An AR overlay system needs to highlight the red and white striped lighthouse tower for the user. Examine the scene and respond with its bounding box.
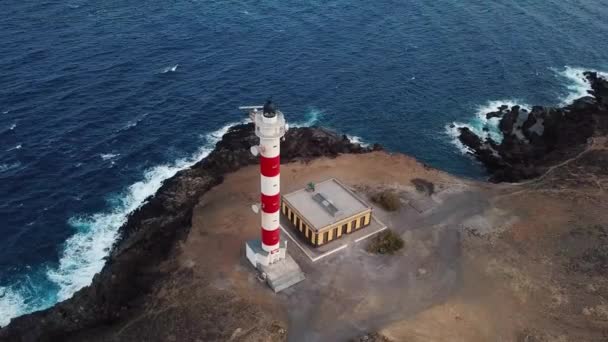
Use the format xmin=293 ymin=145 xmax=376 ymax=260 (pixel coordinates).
xmin=258 ymin=100 xmax=284 ymax=255
xmin=243 ymin=100 xmax=288 ymax=266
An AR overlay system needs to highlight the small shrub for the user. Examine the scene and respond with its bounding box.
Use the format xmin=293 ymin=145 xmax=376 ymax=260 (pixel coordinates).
xmin=366 ymin=230 xmax=404 ymax=255
xmin=411 ymin=178 xmax=435 ymax=195
xmin=371 ymin=190 xmax=401 ymax=211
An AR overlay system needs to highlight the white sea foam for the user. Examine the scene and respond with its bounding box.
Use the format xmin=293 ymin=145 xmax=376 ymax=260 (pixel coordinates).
xmin=446 ymin=100 xmax=530 ymax=155
xmin=347 ymin=135 xmax=370 ymax=147
xmin=0 ymin=287 xmax=26 ymax=326
xmin=291 ymin=108 xmax=323 ymax=128
xmin=555 ymin=66 xmax=608 ymax=106
xmin=445 ymin=122 xmax=472 ymax=155
xmin=161 ymin=64 xmax=179 ymax=73
xmin=100 ymin=153 xmax=119 ymax=161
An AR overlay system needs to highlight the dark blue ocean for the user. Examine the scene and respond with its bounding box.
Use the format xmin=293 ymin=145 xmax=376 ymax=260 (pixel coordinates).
xmin=1 ymin=0 xmax=608 ymax=324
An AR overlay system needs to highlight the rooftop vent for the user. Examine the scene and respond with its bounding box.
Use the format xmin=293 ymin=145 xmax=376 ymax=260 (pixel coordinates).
xmin=312 ymin=192 xmax=341 ymax=217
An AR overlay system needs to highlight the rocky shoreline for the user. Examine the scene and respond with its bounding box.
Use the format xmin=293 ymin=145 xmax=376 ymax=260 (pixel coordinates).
xmin=0 ymin=124 xmax=381 ymax=342
xmin=3 ymin=73 xmax=607 ymax=341
xmin=457 ymin=71 xmax=608 ymax=182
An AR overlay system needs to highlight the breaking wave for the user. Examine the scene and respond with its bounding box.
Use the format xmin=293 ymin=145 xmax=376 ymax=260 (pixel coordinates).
xmin=0 ymin=118 xmax=248 ymax=326
xmin=554 ymin=66 xmax=608 ymax=106
xmin=446 ymin=100 xmax=530 ymax=154
xmin=0 ymin=287 xmax=26 ymax=327
xmin=347 ymin=135 xmax=370 ymax=147
xmin=446 ymin=66 xmax=608 ymax=154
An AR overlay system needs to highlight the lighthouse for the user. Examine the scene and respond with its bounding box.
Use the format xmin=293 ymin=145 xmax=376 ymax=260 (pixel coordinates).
xmin=241 ymin=100 xmax=304 ymax=292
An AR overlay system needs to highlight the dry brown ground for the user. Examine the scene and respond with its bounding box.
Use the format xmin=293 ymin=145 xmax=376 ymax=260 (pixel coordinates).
xmin=380 ymin=142 xmax=608 ymax=342
xmin=78 ymin=150 xmax=608 ymax=341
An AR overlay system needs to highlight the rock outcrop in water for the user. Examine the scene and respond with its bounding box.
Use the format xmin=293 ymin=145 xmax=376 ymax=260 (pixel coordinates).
xmin=458 ymin=72 xmax=608 ymax=182
xmin=0 ymin=124 xmax=381 ymax=342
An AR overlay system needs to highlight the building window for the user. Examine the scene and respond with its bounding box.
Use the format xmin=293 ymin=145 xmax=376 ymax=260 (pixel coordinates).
xmin=359 ymin=216 xmax=365 ymax=227
xmin=341 ymin=223 xmax=347 ymax=235
xmin=333 ymin=227 xmax=338 ymax=239
xmin=323 ymin=231 xmax=329 ymax=244
xmin=352 ymin=219 xmax=357 ymax=230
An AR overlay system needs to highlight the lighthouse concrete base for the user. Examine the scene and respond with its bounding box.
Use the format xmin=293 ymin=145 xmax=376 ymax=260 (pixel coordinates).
xmin=245 ymin=239 xmax=287 ymax=267
xmin=245 ymin=239 xmax=305 ymax=293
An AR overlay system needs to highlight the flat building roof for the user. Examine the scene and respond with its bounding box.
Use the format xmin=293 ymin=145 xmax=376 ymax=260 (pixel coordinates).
xmin=282 ymin=178 xmax=371 ymax=231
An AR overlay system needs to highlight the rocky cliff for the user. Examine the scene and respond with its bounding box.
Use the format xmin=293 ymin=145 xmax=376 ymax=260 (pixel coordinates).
xmin=0 ymin=124 xmax=381 ymax=342
xmin=457 ymin=71 xmax=608 ymax=182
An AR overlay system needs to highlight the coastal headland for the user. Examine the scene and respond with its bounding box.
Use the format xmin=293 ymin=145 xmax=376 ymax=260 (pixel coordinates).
xmin=2 ymin=73 xmax=608 ymax=341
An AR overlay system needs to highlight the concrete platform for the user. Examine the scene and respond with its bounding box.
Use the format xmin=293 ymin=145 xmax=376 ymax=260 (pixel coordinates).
xmin=280 ymin=213 xmax=387 ymax=263
xmin=259 ymin=253 xmax=305 ymax=293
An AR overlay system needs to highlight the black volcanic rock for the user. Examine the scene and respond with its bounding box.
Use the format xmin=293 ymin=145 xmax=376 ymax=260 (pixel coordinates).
xmin=486 ymin=105 xmax=510 ymax=120
xmin=0 ymin=125 xmax=380 ymax=342
xmin=458 ymin=127 xmax=482 ymax=150
xmin=585 ymin=71 xmax=608 ymax=107
xmin=498 ymin=105 xmax=520 ymax=136
xmin=458 ymin=72 xmax=608 ymax=182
